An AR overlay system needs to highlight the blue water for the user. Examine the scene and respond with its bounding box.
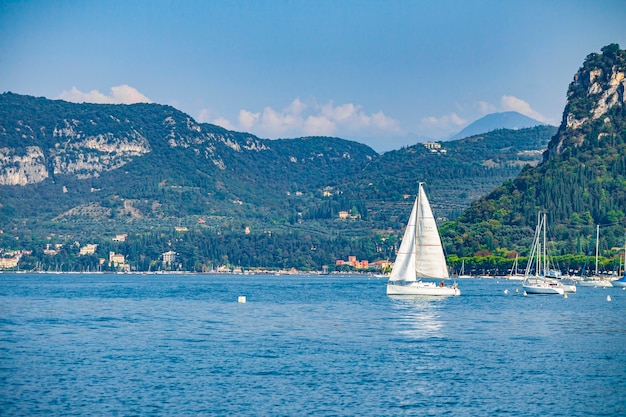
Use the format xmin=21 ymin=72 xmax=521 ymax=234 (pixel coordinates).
xmin=1 ymin=274 xmax=625 ymax=416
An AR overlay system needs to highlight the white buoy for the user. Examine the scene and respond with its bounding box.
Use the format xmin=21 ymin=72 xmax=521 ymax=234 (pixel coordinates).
xmin=523 ymin=291 xmax=527 ymax=296
xmin=515 ymin=288 xmax=519 ymax=293
xmin=504 ymin=289 xmax=509 ymax=294
xmin=564 ymin=294 xmax=568 ymax=299
xmin=238 ymin=296 xmax=247 ymax=303
xmin=606 ymin=295 xmax=612 ymax=302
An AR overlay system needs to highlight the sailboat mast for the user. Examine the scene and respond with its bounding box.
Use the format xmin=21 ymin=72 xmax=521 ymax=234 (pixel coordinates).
xmin=595 ymin=224 xmax=600 ymax=276
xmin=622 ymin=233 xmax=626 ymax=277
xmin=541 ymin=213 xmax=548 ymax=275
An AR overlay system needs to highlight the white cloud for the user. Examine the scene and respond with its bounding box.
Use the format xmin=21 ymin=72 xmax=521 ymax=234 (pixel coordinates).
xmin=477 ymin=100 xmax=496 ymax=115
xmin=238 ymin=110 xmax=260 ymax=130
xmin=421 ymin=112 xmax=467 ymax=129
xmin=57 ymin=85 xmax=152 ymax=104
xmin=304 ymin=115 xmax=336 ymax=136
xmin=419 ymin=112 xmax=468 ymax=139
xmin=501 ymin=95 xmax=547 ymax=122
xmin=211 ymin=98 xmax=401 ymax=139
xmin=212 ymin=116 xmax=236 ymax=131
xmin=197 ymin=108 xmax=212 ymax=123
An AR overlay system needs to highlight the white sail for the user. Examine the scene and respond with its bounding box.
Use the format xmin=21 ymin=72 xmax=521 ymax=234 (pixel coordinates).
xmin=389 ymin=195 xmax=418 ymax=282
xmin=414 ymin=184 xmax=449 ymax=279
xmin=387 ymin=183 xmax=459 ymax=296
xmin=389 ymin=183 xmax=449 ymax=282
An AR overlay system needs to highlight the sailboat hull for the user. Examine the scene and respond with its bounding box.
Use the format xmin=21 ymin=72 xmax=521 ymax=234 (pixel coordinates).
xmin=612 ymin=278 xmax=626 ymax=287
xmin=386 ymin=281 xmax=460 ymax=296
xmin=560 ymin=283 xmax=577 ymax=293
xmin=578 ymin=278 xmax=613 ymax=287
xmin=522 ymin=277 xmax=565 ymax=295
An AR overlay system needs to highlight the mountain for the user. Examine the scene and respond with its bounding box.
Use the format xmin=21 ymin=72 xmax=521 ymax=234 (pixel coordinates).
xmin=448 ymin=111 xmax=547 ymax=141
xmin=339 ymin=125 xmax=555 ymax=220
xmin=442 ymin=44 xmax=626 ymax=260
xmin=0 ymin=92 xmax=555 ymax=271
xmin=0 ymin=92 xmax=377 ymax=226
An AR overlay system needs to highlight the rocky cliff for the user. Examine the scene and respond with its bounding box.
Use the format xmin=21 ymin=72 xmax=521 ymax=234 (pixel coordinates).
xmin=548 ymin=43 xmax=626 ymax=158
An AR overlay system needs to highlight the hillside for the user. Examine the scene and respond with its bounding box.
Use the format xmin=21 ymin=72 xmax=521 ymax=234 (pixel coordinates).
xmin=339 ymin=126 xmax=555 ymax=221
xmin=449 ymin=111 xmax=546 ymax=141
xmin=0 ymin=92 xmax=555 ymax=271
xmin=0 ymin=93 xmax=376 ymax=230
xmin=442 ymin=44 xmax=626 ymax=261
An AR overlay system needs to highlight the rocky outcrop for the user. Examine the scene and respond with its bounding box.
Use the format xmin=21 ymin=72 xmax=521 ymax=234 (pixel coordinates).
xmin=0 ymin=146 xmax=48 ymax=185
xmin=549 ymin=44 xmax=626 ymax=158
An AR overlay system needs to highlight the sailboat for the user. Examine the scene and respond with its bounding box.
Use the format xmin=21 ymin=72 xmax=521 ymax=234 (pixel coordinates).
xmin=386 ymin=183 xmax=460 ymax=296
xmin=457 ymin=260 xmax=473 ymax=279
xmin=522 ymin=213 xmax=566 ymax=295
xmin=612 ymin=234 xmax=626 ymax=288
xmin=579 ymin=225 xmax=613 ymax=287
xmin=506 ymin=254 xmax=524 ymax=280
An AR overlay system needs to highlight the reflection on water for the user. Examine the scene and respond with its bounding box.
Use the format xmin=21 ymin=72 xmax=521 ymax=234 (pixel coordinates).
xmin=388 ymin=296 xmax=444 ymax=339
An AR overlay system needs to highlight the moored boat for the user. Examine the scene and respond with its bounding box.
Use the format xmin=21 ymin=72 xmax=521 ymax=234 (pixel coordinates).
xmin=522 ymin=213 xmax=567 ymax=295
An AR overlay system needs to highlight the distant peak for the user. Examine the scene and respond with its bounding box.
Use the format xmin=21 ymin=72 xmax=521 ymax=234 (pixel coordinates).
xmin=448 ymin=111 xmax=545 ymax=141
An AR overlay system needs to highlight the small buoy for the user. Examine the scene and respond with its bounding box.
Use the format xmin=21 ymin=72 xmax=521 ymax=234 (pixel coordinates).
xmin=238 ymin=296 xmax=247 ymax=303
xmin=504 ymin=289 xmax=509 ymax=294
xmin=515 ymin=288 xmax=519 ymax=293
xmin=564 ymin=294 xmax=568 ymax=299
xmin=523 ymin=291 xmax=527 ymax=296
xmin=606 ymin=295 xmax=612 ymax=302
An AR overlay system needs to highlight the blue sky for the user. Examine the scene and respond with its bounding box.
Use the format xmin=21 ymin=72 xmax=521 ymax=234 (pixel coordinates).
xmin=1 ymin=0 xmax=625 ymax=152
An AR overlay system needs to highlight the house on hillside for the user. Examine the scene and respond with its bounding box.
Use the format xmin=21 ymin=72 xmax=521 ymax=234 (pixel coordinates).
xmin=79 ymin=244 xmax=98 ymax=255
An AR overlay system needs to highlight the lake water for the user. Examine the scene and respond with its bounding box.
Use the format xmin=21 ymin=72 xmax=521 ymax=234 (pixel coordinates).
xmin=1 ymin=273 xmax=625 ymax=416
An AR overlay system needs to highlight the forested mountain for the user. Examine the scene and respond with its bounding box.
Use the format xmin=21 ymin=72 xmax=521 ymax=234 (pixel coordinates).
xmin=0 ymin=93 xmax=376 ymax=230
xmin=0 ymin=89 xmax=553 ymax=271
xmin=442 ymin=44 xmax=626 ymax=263
xmin=341 ymin=125 xmax=555 ymax=220
xmin=6 ymin=41 xmax=624 ymax=274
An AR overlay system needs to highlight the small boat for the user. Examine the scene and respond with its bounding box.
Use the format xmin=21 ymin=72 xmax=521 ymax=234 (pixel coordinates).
xmin=612 ymin=236 xmax=626 ymax=288
xmin=523 ymin=276 xmax=565 ymax=295
xmin=386 ymin=183 xmax=460 ymax=296
xmin=612 ymin=276 xmax=626 ymax=288
xmin=545 ymin=269 xmax=577 ymax=293
xmin=457 ymin=260 xmax=473 ymax=279
xmin=506 ymin=254 xmax=524 ymax=281
xmin=522 ymin=213 xmax=565 ymax=295
xmin=579 ymin=226 xmax=612 ymax=287
xmin=557 ymin=277 xmax=578 ymax=293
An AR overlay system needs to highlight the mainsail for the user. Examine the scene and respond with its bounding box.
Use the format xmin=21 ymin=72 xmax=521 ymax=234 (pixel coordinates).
xmin=389 ymin=183 xmax=449 ymax=282
xmin=389 ymin=192 xmax=418 ymax=282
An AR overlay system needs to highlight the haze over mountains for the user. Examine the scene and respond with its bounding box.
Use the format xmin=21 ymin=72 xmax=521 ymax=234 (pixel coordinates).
xmin=0 ymin=44 xmax=624 ymax=272
xmin=448 ymin=111 xmax=548 ymax=141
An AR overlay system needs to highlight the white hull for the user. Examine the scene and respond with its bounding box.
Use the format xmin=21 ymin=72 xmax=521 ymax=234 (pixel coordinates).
xmin=523 ymin=285 xmax=564 ymax=295
xmin=522 ymin=277 xmax=565 ymax=295
xmin=506 ymin=274 xmax=525 ymax=281
xmin=578 ymin=279 xmax=613 ymax=287
xmin=560 ymin=283 xmax=577 ymax=293
xmin=387 ymin=281 xmax=460 ymax=296
xmin=612 ymin=278 xmax=626 ymax=287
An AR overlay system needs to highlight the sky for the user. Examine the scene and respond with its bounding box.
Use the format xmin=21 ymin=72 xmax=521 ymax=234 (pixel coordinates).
xmin=1 ymin=0 xmax=625 ymax=152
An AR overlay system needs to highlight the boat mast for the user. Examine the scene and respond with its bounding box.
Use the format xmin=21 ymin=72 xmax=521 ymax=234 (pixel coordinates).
xmin=595 ymin=224 xmax=600 ymax=276
xmin=541 ymin=213 xmax=548 ymax=276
